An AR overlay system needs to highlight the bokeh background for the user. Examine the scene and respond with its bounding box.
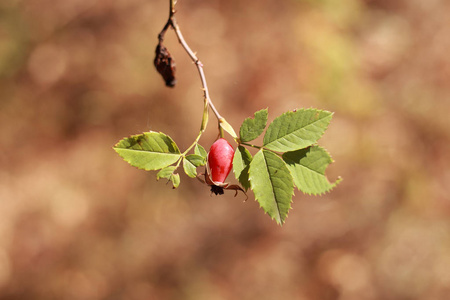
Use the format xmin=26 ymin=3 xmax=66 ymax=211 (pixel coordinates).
xmin=1 ymin=0 xmax=450 ymax=299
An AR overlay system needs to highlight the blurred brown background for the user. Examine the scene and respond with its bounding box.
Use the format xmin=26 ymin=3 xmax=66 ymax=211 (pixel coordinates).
xmin=1 ymin=0 xmax=450 ymax=299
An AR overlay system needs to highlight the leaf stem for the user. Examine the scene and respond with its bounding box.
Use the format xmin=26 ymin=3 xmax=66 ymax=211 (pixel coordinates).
xmin=182 ymin=130 xmax=203 ymax=156
xmin=171 ymin=129 xmax=203 ymax=176
xmin=241 ymin=142 xmax=263 ymax=150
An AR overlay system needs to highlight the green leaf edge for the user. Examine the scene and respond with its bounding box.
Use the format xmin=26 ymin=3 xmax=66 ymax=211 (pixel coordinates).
xmin=263 ymin=109 xmax=333 ymax=152
xmin=183 ymin=154 xmax=206 ymax=178
xmin=157 ymin=166 xmax=180 ymax=189
xmin=282 ymin=146 xmax=342 ymax=195
xmin=183 ymin=158 xmax=197 ymax=178
xmin=194 ymin=144 xmax=208 ymax=159
xmin=249 ymin=149 xmax=294 ymax=226
xmin=113 ymin=131 xmax=182 ymax=171
xmin=232 ymin=145 xmax=252 ymax=191
xmin=239 ymin=108 xmax=269 ymax=143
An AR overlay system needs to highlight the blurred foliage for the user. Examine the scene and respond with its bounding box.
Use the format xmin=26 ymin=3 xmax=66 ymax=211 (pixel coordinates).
xmin=1 ymin=0 xmax=450 ymax=299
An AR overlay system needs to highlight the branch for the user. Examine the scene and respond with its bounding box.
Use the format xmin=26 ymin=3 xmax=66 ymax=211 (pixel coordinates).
xmin=171 ymin=24 xmax=223 ymax=121
xmin=159 ymin=0 xmax=223 ymax=122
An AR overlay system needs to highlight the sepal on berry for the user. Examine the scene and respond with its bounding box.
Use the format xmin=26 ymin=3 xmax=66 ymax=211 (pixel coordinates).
xmin=197 ymin=163 xmax=246 ymax=198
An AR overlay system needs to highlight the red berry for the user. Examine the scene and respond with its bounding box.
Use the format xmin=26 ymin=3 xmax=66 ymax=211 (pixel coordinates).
xmin=208 ymin=138 xmax=234 ymax=183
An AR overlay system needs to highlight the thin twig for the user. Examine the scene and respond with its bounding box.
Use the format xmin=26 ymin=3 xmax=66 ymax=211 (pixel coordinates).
xmin=161 ymin=0 xmax=223 ymax=121
xmin=173 ymin=26 xmax=223 ymax=121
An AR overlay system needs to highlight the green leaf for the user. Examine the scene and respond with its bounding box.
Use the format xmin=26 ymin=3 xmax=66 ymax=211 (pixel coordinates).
xmin=114 ymin=131 xmax=181 ymax=170
xmin=157 ymin=166 xmax=180 ymax=189
xmin=183 ymin=158 xmax=197 ymax=178
xmin=232 ymin=146 xmax=252 ymax=191
xmin=249 ymin=149 xmax=294 ymax=225
xmin=263 ymin=109 xmax=333 ymax=152
xmin=171 ymin=173 xmax=180 ymax=188
xmin=183 ymin=154 xmax=205 ymax=178
xmin=282 ymin=146 xmax=341 ymax=195
xmin=186 ymin=154 xmax=206 ymax=167
xmin=239 ymin=108 xmax=268 ymax=142
xmin=157 ymin=166 xmax=177 ymax=180
xmin=194 ymin=144 xmax=208 ymax=159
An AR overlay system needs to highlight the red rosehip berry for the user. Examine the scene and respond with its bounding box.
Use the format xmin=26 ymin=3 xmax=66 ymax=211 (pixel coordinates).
xmin=208 ymin=138 xmax=234 ymax=184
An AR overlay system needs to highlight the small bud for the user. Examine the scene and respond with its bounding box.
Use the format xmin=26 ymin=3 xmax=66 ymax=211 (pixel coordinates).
xmin=154 ymin=43 xmax=176 ymax=87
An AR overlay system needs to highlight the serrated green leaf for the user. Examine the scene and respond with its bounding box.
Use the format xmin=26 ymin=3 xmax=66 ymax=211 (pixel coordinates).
xmin=183 ymin=158 xmax=197 ymax=178
xmin=239 ymin=108 xmax=268 ymax=142
xmin=114 ymin=131 xmax=181 ymax=170
xmin=249 ymin=150 xmax=294 ymax=225
xmin=232 ymin=146 xmax=252 ymax=191
xmin=282 ymin=146 xmax=341 ymax=195
xmin=194 ymin=144 xmax=207 ymax=159
xmin=183 ymin=154 xmax=205 ymax=178
xmin=186 ymin=154 xmax=206 ymax=167
xmin=157 ymin=166 xmax=180 ymax=189
xmin=171 ymin=173 xmax=180 ymax=188
xmin=263 ymin=109 xmax=332 ymax=152
xmin=157 ymin=166 xmax=177 ymax=180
